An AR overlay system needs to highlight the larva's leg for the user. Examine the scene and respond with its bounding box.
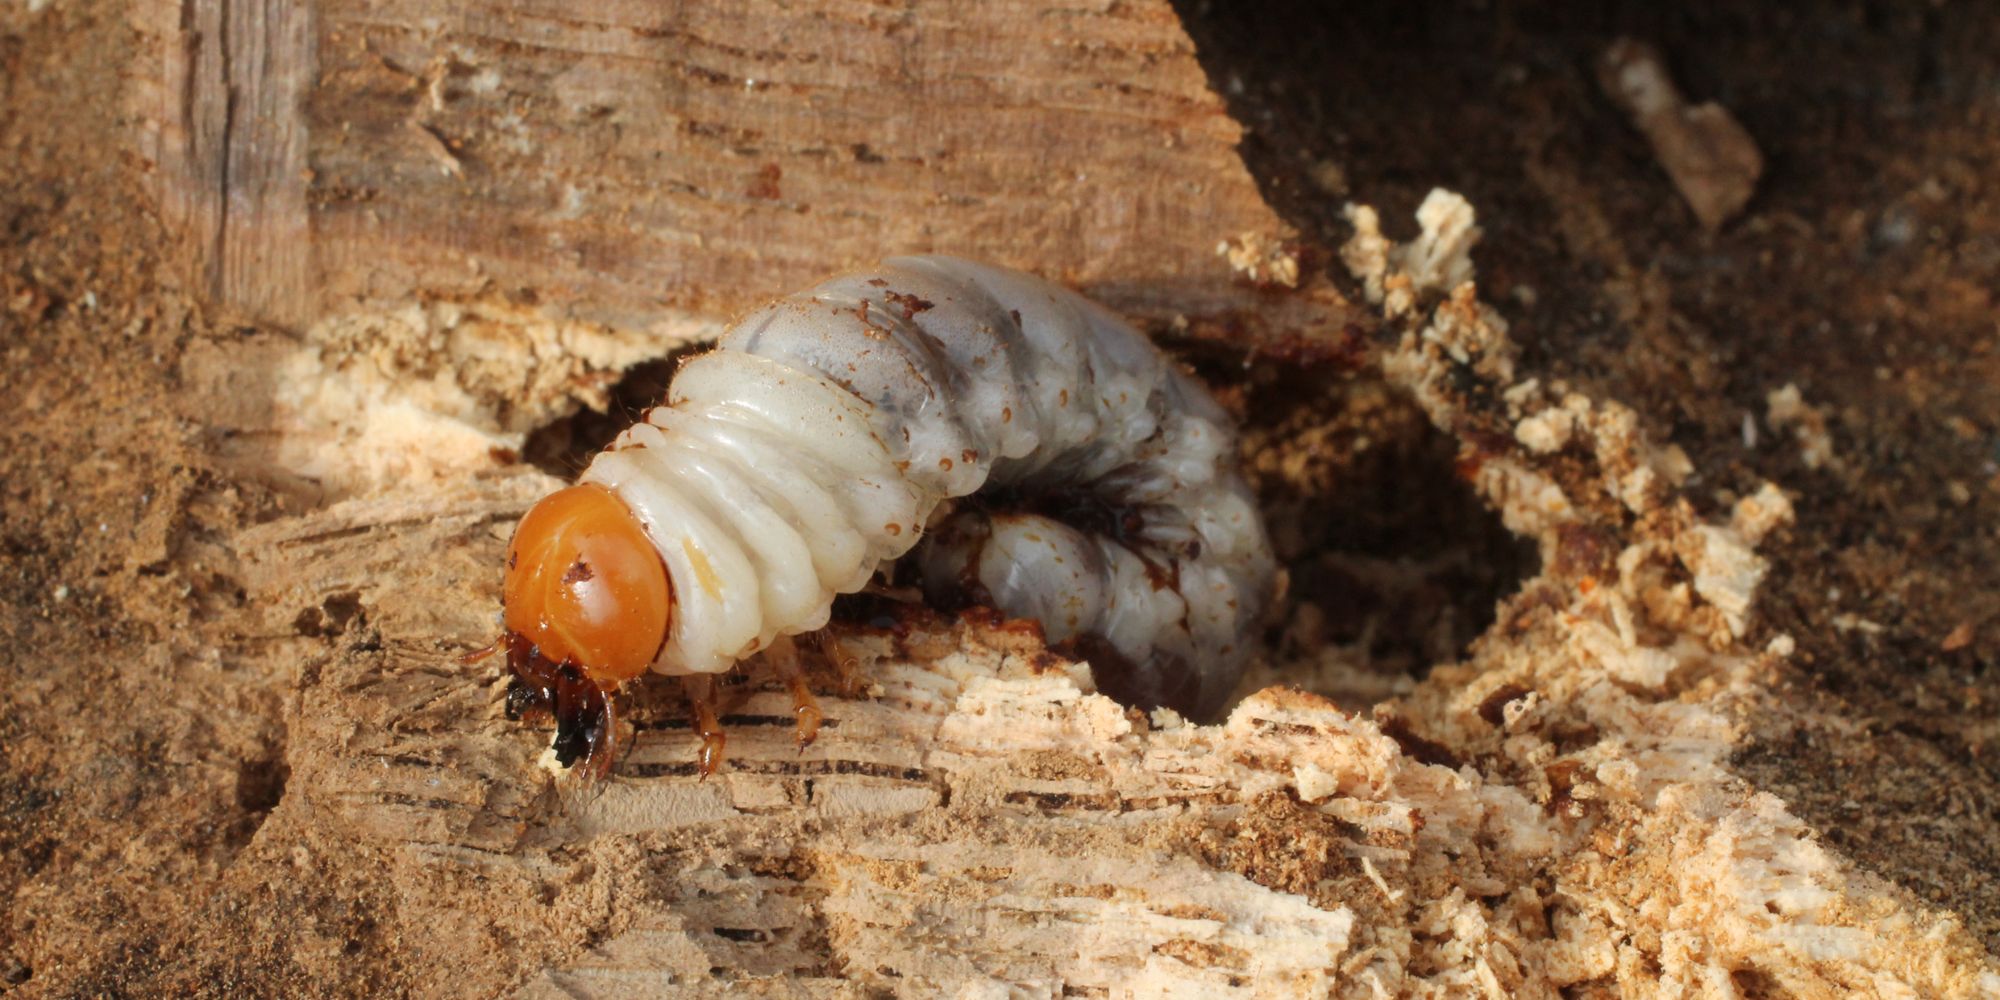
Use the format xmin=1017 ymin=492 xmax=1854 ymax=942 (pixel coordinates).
xmin=812 ymin=630 xmax=864 ymax=698
xmin=458 ymin=637 xmax=502 ymax=667
xmin=764 ymin=636 xmax=822 ymax=752
xmin=860 ymin=579 xmax=925 ymax=604
xmin=682 ymin=675 xmax=727 ymax=779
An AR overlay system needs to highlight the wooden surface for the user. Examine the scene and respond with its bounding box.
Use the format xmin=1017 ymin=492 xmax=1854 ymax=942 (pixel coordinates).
xmin=244 ymin=476 xmax=1378 ymax=994
xmin=177 ymin=203 xmax=1995 ymax=995
xmin=113 ymin=2 xmax=2000 ymax=994
xmin=134 ymin=0 xmax=1327 ymax=334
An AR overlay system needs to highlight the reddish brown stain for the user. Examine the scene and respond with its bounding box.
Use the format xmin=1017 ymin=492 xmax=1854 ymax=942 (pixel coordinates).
xmin=884 ymin=289 xmax=934 ymax=320
xmin=748 ymin=162 xmax=782 ymax=200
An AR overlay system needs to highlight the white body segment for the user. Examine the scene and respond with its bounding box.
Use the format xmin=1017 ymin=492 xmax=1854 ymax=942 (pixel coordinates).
xmin=581 ymin=255 xmax=1276 ymax=717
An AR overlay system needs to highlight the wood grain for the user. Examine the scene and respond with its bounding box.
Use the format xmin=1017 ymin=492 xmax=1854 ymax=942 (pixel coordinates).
xmin=136 ymin=0 xmax=1337 ymax=335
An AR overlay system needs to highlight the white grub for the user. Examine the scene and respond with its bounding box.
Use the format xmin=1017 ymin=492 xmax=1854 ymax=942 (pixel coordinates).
xmin=584 ymin=256 xmax=1278 ymax=717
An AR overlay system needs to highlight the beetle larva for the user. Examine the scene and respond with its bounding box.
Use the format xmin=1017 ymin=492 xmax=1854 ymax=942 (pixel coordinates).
xmin=491 ymin=255 xmax=1277 ymax=775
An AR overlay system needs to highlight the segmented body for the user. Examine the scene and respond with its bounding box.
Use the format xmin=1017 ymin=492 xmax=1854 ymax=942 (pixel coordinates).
xmin=582 ymin=255 xmax=1274 ymax=718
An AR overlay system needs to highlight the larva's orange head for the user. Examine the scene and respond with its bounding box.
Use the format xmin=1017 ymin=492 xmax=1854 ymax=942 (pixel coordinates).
xmin=502 ymin=483 xmax=671 ymax=689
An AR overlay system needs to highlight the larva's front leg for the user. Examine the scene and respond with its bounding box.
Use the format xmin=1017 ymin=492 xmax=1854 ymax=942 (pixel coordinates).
xmin=485 ymin=256 xmax=1277 ymax=776
xmin=761 ymin=635 xmax=823 ymax=753
xmin=680 ymin=674 xmax=727 ymax=779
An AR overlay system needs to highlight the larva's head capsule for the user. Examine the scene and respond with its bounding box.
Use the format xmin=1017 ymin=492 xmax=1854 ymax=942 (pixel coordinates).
xmin=502 ymin=483 xmax=672 ymax=689
xmin=494 ymin=482 xmax=671 ymax=773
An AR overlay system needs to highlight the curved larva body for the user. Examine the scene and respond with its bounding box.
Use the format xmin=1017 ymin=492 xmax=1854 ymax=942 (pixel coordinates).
xmin=580 ymin=255 xmax=1275 ymax=718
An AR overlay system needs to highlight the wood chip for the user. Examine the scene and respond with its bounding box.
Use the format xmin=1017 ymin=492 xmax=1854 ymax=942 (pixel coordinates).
xmin=1598 ymin=38 xmax=1764 ymax=231
xmin=1942 ymin=621 xmax=1976 ymax=652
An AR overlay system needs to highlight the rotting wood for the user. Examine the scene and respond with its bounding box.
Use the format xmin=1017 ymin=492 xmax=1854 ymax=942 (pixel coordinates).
xmin=134 ymin=0 xmax=315 ymax=327
xmin=209 ymin=199 xmax=2000 ymax=996
xmin=126 ymin=1 xmax=2000 ymax=994
xmin=133 ymin=0 xmax=1343 ymax=338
